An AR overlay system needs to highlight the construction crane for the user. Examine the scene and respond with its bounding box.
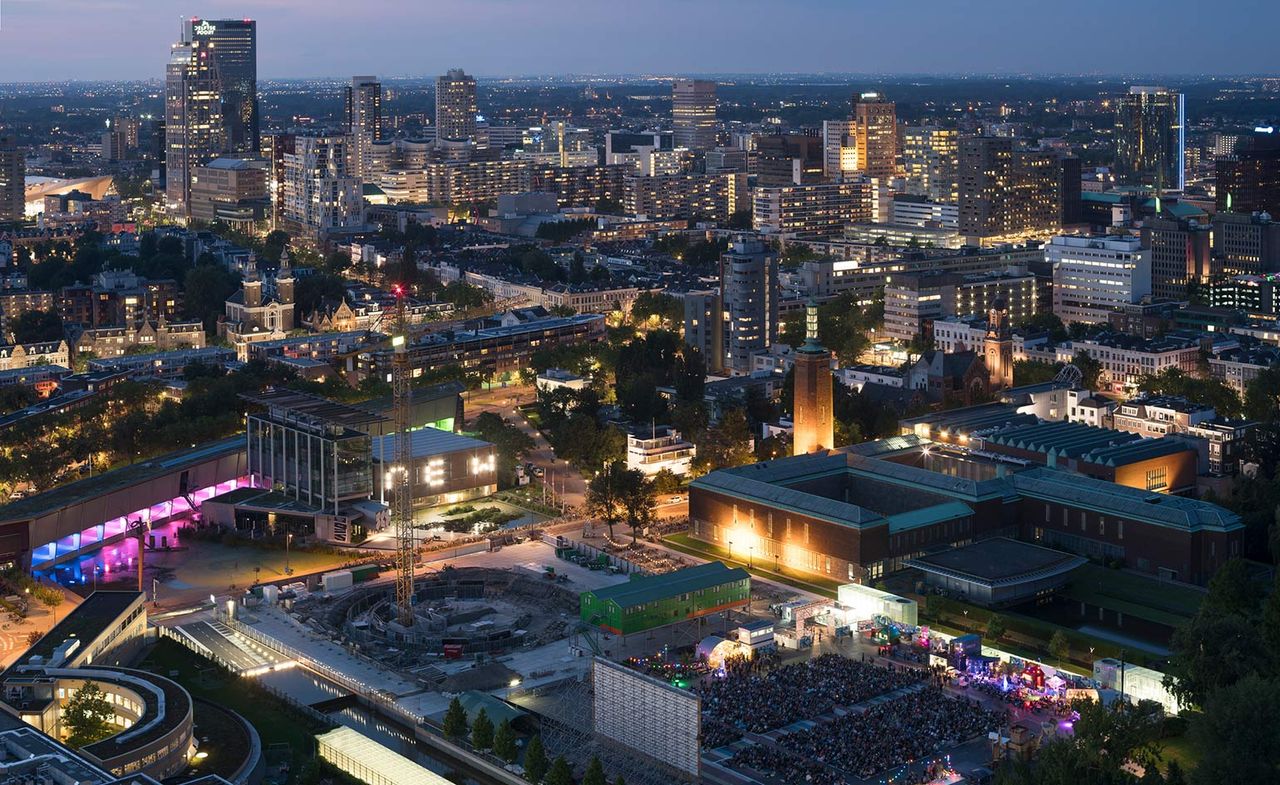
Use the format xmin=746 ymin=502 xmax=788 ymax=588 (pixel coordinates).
xmin=391 ymin=285 xmax=416 ymax=627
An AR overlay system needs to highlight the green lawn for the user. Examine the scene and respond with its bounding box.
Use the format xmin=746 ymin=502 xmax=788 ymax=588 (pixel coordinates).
xmin=1157 ymin=728 xmax=1200 ymax=774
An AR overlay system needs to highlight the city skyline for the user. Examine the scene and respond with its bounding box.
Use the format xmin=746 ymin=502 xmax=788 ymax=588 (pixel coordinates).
xmin=0 ymin=0 xmax=1277 ymax=81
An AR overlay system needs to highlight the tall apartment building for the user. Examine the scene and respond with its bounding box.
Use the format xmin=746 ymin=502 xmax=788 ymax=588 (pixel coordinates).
xmin=1213 ymin=211 xmax=1280 ymax=275
xmin=755 ymin=133 xmax=826 ymax=187
xmin=282 ymin=134 xmax=363 ymax=243
xmin=436 ymin=69 xmax=478 ymax=143
xmin=0 ymin=136 xmax=22 ymax=222
xmin=1141 ymin=213 xmax=1214 ymax=300
xmin=261 ymin=133 xmax=295 ymax=228
xmin=189 ymin=157 xmax=269 ymax=227
xmin=345 ymin=76 xmax=382 ymax=180
xmin=681 ymin=238 xmax=779 ymax=375
xmin=958 ymin=136 xmax=1063 ymax=245
xmin=901 ymin=126 xmax=958 ymax=203
xmin=1050 ymin=234 xmax=1151 ymax=325
xmin=720 ymin=238 xmax=779 ymax=375
xmin=753 ymin=180 xmax=871 ymax=239
xmin=672 ymin=79 xmax=717 ymax=151
xmin=1115 ymin=86 xmax=1185 ymax=191
xmin=624 ymin=173 xmax=748 ymax=222
xmin=822 ymin=120 xmax=858 ymax=181
xmin=852 ymin=93 xmax=897 ymax=180
xmin=1216 ymin=131 xmax=1280 ymax=215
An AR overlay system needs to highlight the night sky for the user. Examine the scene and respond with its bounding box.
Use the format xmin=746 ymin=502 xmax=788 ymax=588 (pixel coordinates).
xmin=0 ymin=0 xmax=1277 ymax=81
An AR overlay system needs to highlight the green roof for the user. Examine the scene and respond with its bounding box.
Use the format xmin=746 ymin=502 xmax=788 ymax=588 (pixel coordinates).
xmin=584 ymin=561 xmax=748 ymax=609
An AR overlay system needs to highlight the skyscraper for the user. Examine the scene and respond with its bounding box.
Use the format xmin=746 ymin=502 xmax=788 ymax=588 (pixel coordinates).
xmin=719 ymin=237 xmax=779 ymax=375
xmin=1216 ymin=131 xmax=1280 ymax=215
xmin=1115 ymin=86 xmax=1185 ymax=191
xmin=1141 ymin=213 xmax=1213 ymax=300
xmin=852 ymin=93 xmax=897 ymax=180
xmin=186 ymin=18 xmax=258 ymax=154
xmin=435 ymin=69 xmax=478 ymax=143
xmin=902 ymin=126 xmax=958 ymax=202
xmin=792 ymin=301 xmax=833 ymax=455
xmin=672 ymin=79 xmax=718 ymax=151
xmin=0 ymin=136 xmax=23 ymax=222
xmin=958 ymin=136 xmax=1063 ymax=245
xmin=346 ymin=76 xmax=383 ymax=180
xmin=165 ymin=32 xmax=224 ymax=217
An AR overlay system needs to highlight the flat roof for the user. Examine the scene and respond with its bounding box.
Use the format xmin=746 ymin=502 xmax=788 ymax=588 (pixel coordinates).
xmin=7 ymin=591 xmax=142 ymax=674
xmin=0 ymin=436 xmax=243 ymax=524
xmin=372 ymin=426 xmax=493 ymax=461
xmin=585 ymin=561 xmax=748 ymax=609
xmin=204 ymin=488 xmax=322 ymax=514
xmin=908 ymin=538 xmax=1086 ymax=585
xmin=318 ymin=726 xmax=453 ymax=785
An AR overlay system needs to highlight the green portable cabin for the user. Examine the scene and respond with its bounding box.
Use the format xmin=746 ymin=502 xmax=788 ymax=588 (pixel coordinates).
xmin=579 ymin=561 xmax=750 ymax=635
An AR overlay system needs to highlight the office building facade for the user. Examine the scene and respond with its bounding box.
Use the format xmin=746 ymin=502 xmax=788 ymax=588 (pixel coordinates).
xmin=1115 ymin=86 xmax=1185 ymax=191
xmin=720 ymin=237 xmax=780 ymax=375
xmin=852 ymin=93 xmax=897 ymax=180
xmin=672 ymin=79 xmax=717 ymax=151
xmin=753 ymin=180 xmax=871 ymax=239
xmin=1216 ymin=131 xmax=1280 ymax=215
xmin=1213 ymin=210 xmax=1280 ymax=276
xmin=1141 ymin=214 xmax=1214 ymax=300
xmin=902 ymin=126 xmax=958 ymax=203
xmin=1050 ymin=235 xmax=1151 ymax=325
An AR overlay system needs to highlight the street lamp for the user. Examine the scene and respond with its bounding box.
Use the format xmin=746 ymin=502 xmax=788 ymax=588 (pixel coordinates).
xmin=748 ymin=545 xmax=754 ymax=569
xmin=727 ymin=540 xmax=733 ymax=562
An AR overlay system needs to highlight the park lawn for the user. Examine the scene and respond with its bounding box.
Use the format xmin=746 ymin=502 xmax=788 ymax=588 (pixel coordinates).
xmin=140 ymin=639 xmax=325 ymax=766
xmin=1061 ymin=563 xmax=1203 ymax=629
xmin=1157 ymin=728 xmax=1200 ymax=774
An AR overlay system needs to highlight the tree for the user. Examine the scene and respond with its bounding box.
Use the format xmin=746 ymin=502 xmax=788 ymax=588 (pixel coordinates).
xmin=1189 ymin=675 xmax=1280 ymax=785
xmin=63 ymin=681 xmax=116 ymax=748
xmin=1071 ymin=351 xmax=1103 ymax=391
xmin=985 ymin=614 xmax=1006 ymax=642
xmin=696 ymin=409 xmax=755 ymax=472
xmin=294 ymin=272 xmax=349 ymax=317
xmin=613 ymin=777 xmax=626 ymax=785
xmin=184 ymin=262 xmax=241 ymax=332
xmin=493 ymin=718 xmax=518 ymax=762
xmin=470 ymin=707 xmax=494 ymax=750
xmin=1048 ymin=630 xmax=1070 ymax=665
xmin=1164 ymin=612 xmax=1268 ymax=709
xmin=545 ymin=756 xmax=574 ymax=785
xmin=582 ymin=756 xmax=606 ymax=785
xmin=1013 ymin=360 xmax=1059 ymax=387
xmin=621 ymin=471 xmax=656 ymax=543
xmin=9 ymin=308 xmax=64 ymax=344
xmin=1200 ymin=558 xmax=1260 ymax=619
xmin=442 ymin=696 xmax=469 ymax=740
xmin=524 ymin=734 xmax=549 ymax=783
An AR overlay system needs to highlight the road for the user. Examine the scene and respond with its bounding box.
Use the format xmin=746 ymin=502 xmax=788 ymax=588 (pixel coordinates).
xmin=463 ymin=384 xmax=588 ymax=510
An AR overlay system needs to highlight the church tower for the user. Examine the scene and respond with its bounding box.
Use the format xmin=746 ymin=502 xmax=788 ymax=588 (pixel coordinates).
xmin=984 ymin=297 xmax=1014 ymax=390
xmin=275 ymin=248 xmax=295 ymax=305
xmin=792 ymin=300 xmax=834 ymax=455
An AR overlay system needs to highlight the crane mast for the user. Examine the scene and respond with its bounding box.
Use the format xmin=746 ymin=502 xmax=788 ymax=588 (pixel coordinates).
xmin=391 ymin=286 xmax=415 ymax=627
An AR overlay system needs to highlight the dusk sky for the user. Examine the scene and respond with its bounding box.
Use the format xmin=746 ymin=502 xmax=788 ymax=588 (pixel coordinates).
xmin=1 ymin=0 xmax=1278 ymax=81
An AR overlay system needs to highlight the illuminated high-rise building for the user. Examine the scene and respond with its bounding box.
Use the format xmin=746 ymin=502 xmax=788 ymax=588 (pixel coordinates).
xmin=0 ymin=136 xmax=22 ymax=222
xmin=436 ymin=69 xmax=478 ymax=143
xmin=672 ymin=79 xmax=718 ymax=151
xmin=1115 ymin=86 xmax=1185 ymax=191
xmin=821 ymin=119 xmax=858 ymax=181
xmin=792 ymin=301 xmax=833 ymax=455
xmin=1217 ymin=131 xmax=1280 ymax=215
xmin=852 ymin=92 xmax=897 ymax=180
xmin=958 ymin=136 xmax=1063 ymax=245
xmin=282 ymin=134 xmax=363 ymax=243
xmin=902 ymin=126 xmax=958 ymax=203
xmin=165 ymin=31 xmax=224 ymax=217
xmin=346 ymin=76 xmax=383 ymax=179
xmin=185 ymin=18 xmax=258 ymax=154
